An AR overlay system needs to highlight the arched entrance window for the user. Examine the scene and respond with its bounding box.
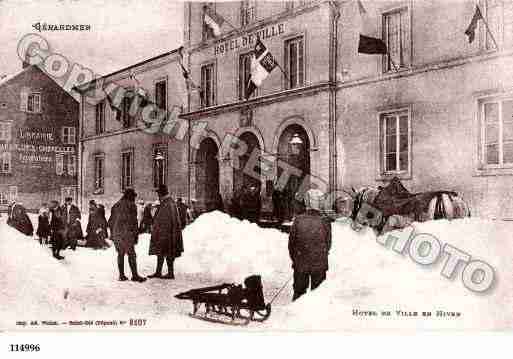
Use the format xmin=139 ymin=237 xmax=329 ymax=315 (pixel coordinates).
xmin=277 ymin=124 xmax=310 ymax=220
xmin=233 ymin=132 xmax=261 ymax=195
xmin=196 ymin=138 xmax=220 ymax=211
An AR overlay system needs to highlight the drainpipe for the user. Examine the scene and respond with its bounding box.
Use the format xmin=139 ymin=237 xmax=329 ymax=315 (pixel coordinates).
xmin=328 ymin=1 xmax=340 ymax=198
xmin=78 ymin=93 xmax=84 ymax=212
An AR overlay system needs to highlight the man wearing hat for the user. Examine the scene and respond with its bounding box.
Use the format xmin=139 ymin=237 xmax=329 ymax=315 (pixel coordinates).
xmin=148 ymin=185 xmax=184 ymax=279
xmin=108 ymin=188 xmax=146 ymax=282
xmin=288 ymin=187 xmax=331 ymax=301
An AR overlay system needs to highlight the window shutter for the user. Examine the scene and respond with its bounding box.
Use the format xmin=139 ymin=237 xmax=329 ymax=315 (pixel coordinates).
xmin=56 ymin=153 xmax=64 ymax=175
xmin=20 ymin=88 xmax=28 ymax=111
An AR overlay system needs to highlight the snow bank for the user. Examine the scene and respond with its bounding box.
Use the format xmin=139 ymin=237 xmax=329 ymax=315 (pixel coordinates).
xmin=178 ymin=211 xmax=289 ymax=282
xmin=0 ymin=217 xmax=74 ymax=319
xmin=271 ymin=217 xmax=513 ymax=330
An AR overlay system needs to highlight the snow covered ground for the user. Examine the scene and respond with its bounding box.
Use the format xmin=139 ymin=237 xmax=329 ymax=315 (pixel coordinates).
xmin=1 ymin=211 xmax=512 ymax=331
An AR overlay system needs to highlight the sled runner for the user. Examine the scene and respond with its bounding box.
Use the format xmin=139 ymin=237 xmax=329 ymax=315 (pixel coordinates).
xmin=175 ymin=275 xmax=272 ymax=326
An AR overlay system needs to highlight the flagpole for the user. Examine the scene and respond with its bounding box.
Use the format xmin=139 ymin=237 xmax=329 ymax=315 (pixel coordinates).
xmin=477 ymin=5 xmax=499 ymax=50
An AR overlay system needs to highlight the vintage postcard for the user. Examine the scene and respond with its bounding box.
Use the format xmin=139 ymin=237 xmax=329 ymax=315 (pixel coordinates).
xmin=0 ymin=0 xmax=512 ymax=336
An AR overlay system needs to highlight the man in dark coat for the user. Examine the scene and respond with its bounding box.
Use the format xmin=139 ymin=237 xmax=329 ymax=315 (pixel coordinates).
xmin=49 ymin=200 xmax=66 ymax=260
xmin=242 ymin=185 xmax=261 ymax=223
xmin=7 ymin=201 xmax=34 ymax=236
xmin=176 ymin=198 xmax=189 ymax=230
xmin=108 ymin=189 xmax=146 ymax=282
xmin=148 ymin=185 xmax=184 ymax=279
xmin=288 ymin=188 xmax=331 ymax=301
xmin=272 ymin=182 xmax=285 ymax=223
xmin=86 ymin=200 xmax=109 ymax=249
xmin=61 ymin=197 xmax=81 ymax=250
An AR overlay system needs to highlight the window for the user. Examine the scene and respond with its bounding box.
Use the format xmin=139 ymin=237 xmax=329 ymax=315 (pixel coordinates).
xmin=241 ymin=0 xmax=256 ymax=27
xmin=480 ymin=98 xmax=513 ymax=168
xmin=56 ymin=153 xmax=75 ymax=176
xmin=94 ymin=154 xmax=105 ymax=190
xmin=285 ymin=36 xmax=305 ymax=89
xmin=0 ymin=191 xmax=8 ymax=205
xmin=483 ymin=0 xmax=513 ymax=50
xmin=239 ymin=52 xmax=253 ymax=100
xmin=152 ymin=144 xmax=168 ymax=188
xmin=382 ymin=8 xmax=411 ymax=72
xmin=27 ymin=93 xmax=41 ymax=113
xmin=121 ymin=97 xmax=134 ymax=129
xmin=286 ymin=0 xmax=310 ymax=10
xmin=155 ymin=79 xmax=167 ymax=111
xmin=95 ymin=101 xmax=105 ymax=135
xmin=380 ymin=109 xmax=410 ymax=175
xmin=121 ymin=149 xmax=134 ymax=191
xmin=200 ymin=63 xmax=216 ymax=108
xmin=0 ymin=122 xmax=11 ymax=141
xmin=0 ymin=152 xmax=11 ymax=174
xmin=61 ymin=127 xmax=76 ymax=145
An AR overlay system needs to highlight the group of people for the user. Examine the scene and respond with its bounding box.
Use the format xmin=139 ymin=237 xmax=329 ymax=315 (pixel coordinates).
xmin=108 ymin=185 xmax=187 ymax=283
xmin=230 ymin=185 xmax=262 ymax=223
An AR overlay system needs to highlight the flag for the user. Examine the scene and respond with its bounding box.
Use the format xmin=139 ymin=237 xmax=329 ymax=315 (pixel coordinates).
xmin=179 ymin=61 xmax=201 ymax=93
xmin=465 ymin=6 xmax=483 ymax=43
xmin=246 ymin=38 xmax=277 ymax=100
xmin=203 ymin=5 xmax=224 ymax=37
xmin=357 ymin=0 xmax=388 ymax=55
xmin=358 ymin=34 xmax=387 ymax=54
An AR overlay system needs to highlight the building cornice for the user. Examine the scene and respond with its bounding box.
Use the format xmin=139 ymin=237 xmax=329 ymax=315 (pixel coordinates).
xmin=180 ymin=82 xmax=334 ymax=120
xmin=338 ymin=49 xmax=513 ymax=91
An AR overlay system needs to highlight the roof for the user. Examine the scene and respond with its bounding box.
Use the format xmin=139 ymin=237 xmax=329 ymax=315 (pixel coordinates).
xmin=0 ymin=68 xmax=27 ymax=87
xmin=74 ymin=46 xmax=183 ymax=93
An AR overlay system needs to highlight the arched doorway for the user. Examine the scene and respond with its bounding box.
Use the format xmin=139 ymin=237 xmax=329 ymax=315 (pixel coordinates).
xmin=277 ymin=124 xmax=310 ymax=220
xmin=233 ymin=132 xmax=261 ymax=195
xmin=196 ymin=137 xmax=220 ymax=211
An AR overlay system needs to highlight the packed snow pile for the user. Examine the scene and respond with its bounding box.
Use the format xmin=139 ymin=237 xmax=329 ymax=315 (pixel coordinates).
xmin=0 ymin=217 xmax=74 ymax=318
xmin=178 ymin=211 xmax=289 ymax=282
xmin=271 ymin=217 xmax=513 ymax=330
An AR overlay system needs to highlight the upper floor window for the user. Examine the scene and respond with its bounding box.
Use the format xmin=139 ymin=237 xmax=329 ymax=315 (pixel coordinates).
xmin=200 ymin=63 xmax=216 ymax=108
xmin=379 ymin=109 xmax=410 ymax=176
xmin=480 ymin=98 xmax=513 ymax=168
xmin=286 ymin=0 xmax=311 ymax=11
xmin=285 ymin=36 xmax=305 ymax=89
xmin=483 ymin=0 xmax=513 ymax=50
xmin=0 ymin=122 xmax=11 ymax=141
xmin=121 ymin=97 xmax=134 ymax=129
xmin=27 ymin=93 xmax=41 ymax=113
xmin=153 ymin=144 xmax=168 ymax=188
xmin=155 ymin=79 xmax=167 ymax=111
xmin=121 ymin=148 xmax=134 ymax=191
xmin=241 ymin=0 xmax=257 ymax=27
xmin=382 ymin=8 xmax=411 ymax=72
xmin=95 ymin=101 xmax=105 ymax=135
xmin=61 ymin=127 xmax=76 ymax=145
xmin=94 ymin=153 xmax=105 ymax=191
xmin=239 ymin=52 xmax=254 ymax=100
xmin=0 ymin=152 xmax=11 ymax=174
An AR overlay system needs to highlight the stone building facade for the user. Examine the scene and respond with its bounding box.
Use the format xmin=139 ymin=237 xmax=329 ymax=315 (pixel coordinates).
xmin=0 ymin=64 xmax=79 ymax=211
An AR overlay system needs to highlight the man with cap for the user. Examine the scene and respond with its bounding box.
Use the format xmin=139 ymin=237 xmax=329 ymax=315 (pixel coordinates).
xmin=288 ymin=187 xmax=331 ymax=301
xmin=148 ymin=185 xmax=184 ymax=279
xmin=108 ymin=188 xmax=146 ymax=282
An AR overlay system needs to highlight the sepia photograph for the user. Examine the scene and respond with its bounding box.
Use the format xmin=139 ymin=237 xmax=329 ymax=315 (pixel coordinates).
xmin=0 ymin=0 xmax=512 ymax=348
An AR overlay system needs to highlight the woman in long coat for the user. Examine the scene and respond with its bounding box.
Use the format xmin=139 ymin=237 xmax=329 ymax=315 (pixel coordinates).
xmin=86 ymin=202 xmax=109 ymax=249
xmin=8 ymin=201 xmax=34 ymax=236
xmin=36 ymin=204 xmax=51 ymax=245
xmin=148 ymin=186 xmax=183 ymax=279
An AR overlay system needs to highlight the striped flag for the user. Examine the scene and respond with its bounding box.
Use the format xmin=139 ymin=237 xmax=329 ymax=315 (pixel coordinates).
xmin=465 ymin=6 xmax=483 ymax=43
xmin=245 ymin=38 xmax=277 ymax=100
xmin=203 ymin=5 xmax=224 ymax=37
xmin=357 ymin=0 xmax=388 ymax=55
xmin=179 ymin=61 xmax=201 ymax=93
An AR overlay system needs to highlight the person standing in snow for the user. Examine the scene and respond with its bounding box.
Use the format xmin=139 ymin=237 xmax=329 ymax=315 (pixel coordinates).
xmin=176 ymin=197 xmax=190 ymax=229
xmin=36 ymin=203 xmax=51 ymax=245
xmin=49 ymin=200 xmax=66 ymax=260
xmin=288 ymin=188 xmax=331 ymax=301
xmin=86 ymin=200 xmax=109 ymax=249
xmin=108 ymin=188 xmax=146 ymax=282
xmin=61 ymin=197 xmax=82 ymax=250
xmin=148 ymin=185 xmax=183 ymax=280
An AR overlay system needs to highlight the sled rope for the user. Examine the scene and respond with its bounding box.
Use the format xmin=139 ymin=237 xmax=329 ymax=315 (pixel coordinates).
xmin=269 ymin=276 xmax=293 ymax=305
